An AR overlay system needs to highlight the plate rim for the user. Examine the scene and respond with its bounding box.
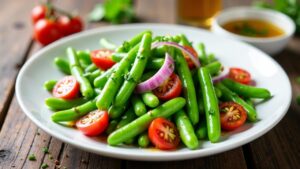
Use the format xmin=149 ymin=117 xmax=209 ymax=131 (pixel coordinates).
xmin=15 ymin=23 xmax=292 ymax=161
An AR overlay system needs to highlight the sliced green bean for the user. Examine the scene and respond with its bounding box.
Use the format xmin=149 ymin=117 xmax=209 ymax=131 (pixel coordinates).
xmin=175 ymin=110 xmax=199 ymax=150
xmin=114 ymin=33 xmax=152 ymax=107
xmin=115 ymin=30 xmax=151 ymax=53
xmin=204 ymin=61 xmax=222 ymax=75
xmin=43 ymin=80 xmax=57 ymax=91
xmin=196 ymin=43 xmax=208 ymax=65
xmin=216 ymin=82 xmax=257 ymax=122
xmin=111 ymin=53 xmax=127 ymax=62
xmin=131 ymin=95 xmax=147 ymax=116
xmin=196 ymin=120 xmax=207 ymax=140
xmin=198 ymin=67 xmax=220 ymax=143
xmin=222 ymin=78 xmax=271 ymax=99
xmin=99 ymin=38 xmax=117 ymax=50
xmin=116 ymin=108 xmax=136 ymax=129
xmin=108 ymin=103 xmax=128 ymax=119
xmin=77 ymin=50 xmax=92 ymax=67
xmin=214 ymin=87 xmax=222 ymax=98
xmin=176 ymin=53 xmax=199 ymax=125
xmin=145 ymin=58 xmax=164 ymax=70
xmin=96 ymin=44 xmax=140 ymax=110
xmin=85 ymin=64 xmax=98 ymax=73
xmin=179 ymin=34 xmax=192 ymax=46
xmin=86 ymin=69 xmax=102 ymax=83
xmin=45 ymin=97 xmax=88 ymax=110
xmin=51 ymin=100 xmax=97 ymax=122
xmin=141 ymin=92 xmax=159 ymax=108
xmin=138 ymin=132 xmax=150 ymax=148
xmin=107 ymin=97 xmax=186 ymax=146
xmin=93 ymin=63 xmax=118 ymax=89
xmin=54 ymin=57 xmax=71 ymax=75
xmin=106 ymin=119 xmax=119 ymax=135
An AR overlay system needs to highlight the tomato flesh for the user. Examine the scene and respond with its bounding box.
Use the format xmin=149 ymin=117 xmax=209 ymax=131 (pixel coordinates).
xmin=58 ymin=16 xmax=83 ymax=36
xmin=148 ymin=118 xmax=180 ymax=150
xmin=76 ymin=110 xmax=109 ymax=136
xmin=220 ymin=102 xmax=247 ymax=131
xmin=182 ymin=46 xmax=198 ymax=69
xmin=91 ymin=49 xmax=116 ymax=70
xmin=153 ymin=73 xmax=182 ymax=101
xmin=228 ymin=67 xmax=251 ymax=85
xmin=53 ymin=76 xmax=80 ymax=99
xmin=34 ymin=19 xmax=63 ymax=46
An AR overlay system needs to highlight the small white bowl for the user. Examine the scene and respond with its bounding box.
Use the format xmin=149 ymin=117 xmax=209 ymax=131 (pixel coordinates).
xmin=212 ymin=7 xmax=295 ymax=55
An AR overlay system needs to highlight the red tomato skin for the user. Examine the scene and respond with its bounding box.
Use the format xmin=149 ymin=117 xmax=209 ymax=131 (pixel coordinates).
xmin=58 ymin=16 xmax=83 ymax=36
xmin=153 ymin=74 xmax=182 ymax=101
xmin=90 ymin=49 xmax=116 ymax=70
xmin=182 ymin=46 xmax=198 ymax=69
xmin=220 ymin=102 xmax=247 ymax=131
xmin=228 ymin=68 xmax=251 ymax=85
xmin=31 ymin=5 xmax=47 ymax=24
xmin=34 ymin=19 xmax=63 ymax=45
xmin=76 ymin=110 xmax=109 ymax=136
xmin=52 ymin=76 xmax=80 ymax=99
xmin=148 ymin=118 xmax=180 ymax=150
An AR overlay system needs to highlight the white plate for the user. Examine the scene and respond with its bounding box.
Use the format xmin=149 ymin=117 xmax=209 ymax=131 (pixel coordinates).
xmin=16 ymin=24 xmax=291 ymax=161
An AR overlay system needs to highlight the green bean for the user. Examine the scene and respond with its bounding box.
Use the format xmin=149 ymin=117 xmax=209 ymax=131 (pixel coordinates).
xmin=96 ymin=44 xmax=140 ymax=110
xmin=197 ymin=67 xmax=221 ymax=143
xmin=106 ymin=119 xmax=119 ymax=135
xmin=245 ymin=98 xmax=254 ymax=108
xmin=176 ymin=53 xmax=199 ymax=125
xmin=77 ymin=50 xmax=92 ymax=66
xmin=99 ymin=38 xmax=117 ymax=50
xmin=111 ymin=53 xmax=127 ymax=62
xmin=124 ymin=138 xmax=135 ymax=145
xmin=214 ymin=87 xmax=222 ymax=98
xmin=107 ymin=97 xmax=186 ymax=146
xmin=204 ymin=61 xmax=222 ymax=75
xmin=43 ymin=80 xmax=57 ymax=91
xmin=116 ymin=108 xmax=136 ymax=129
xmin=51 ymin=100 xmax=97 ymax=122
xmin=216 ymin=83 xmax=257 ymax=122
xmin=93 ymin=63 xmax=118 ymax=89
xmin=108 ymin=103 xmax=128 ymax=119
xmin=54 ymin=57 xmax=71 ymax=75
xmin=138 ymin=132 xmax=150 ymax=148
xmin=197 ymin=90 xmax=205 ymax=115
xmin=116 ymin=30 xmax=151 ymax=53
xmin=196 ymin=43 xmax=208 ymax=65
xmin=131 ymin=95 xmax=147 ymax=116
xmin=179 ymin=34 xmax=192 ymax=46
xmin=145 ymin=58 xmax=164 ymax=70
xmin=114 ymin=33 xmax=152 ymax=107
xmin=207 ymin=53 xmax=216 ymax=63
xmin=85 ymin=64 xmax=98 ymax=73
xmin=141 ymin=92 xmax=159 ymax=108
xmin=196 ymin=120 xmax=207 ymax=140
xmin=67 ymin=47 xmax=94 ymax=99
xmin=175 ymin=110 xmax=199 ymax=150
xmin=86 ymin=69 xmax=102 ymax=83
xmin=222 ymin=78 xmax=271 ymax=99
xmin=45 ymin=97 xmax=88 ymax=110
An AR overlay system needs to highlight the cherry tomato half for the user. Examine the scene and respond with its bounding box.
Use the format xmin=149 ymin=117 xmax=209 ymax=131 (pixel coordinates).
xmin=153 ymin=73 xmax=182 ymax=101
xmin=148 ymin=118 xmax=180 ymax=150
xmin=76 ymin=110 xmax=109 ymax=136
xmin=182 ymin=46 xmax=198 ymax=69
xmin=220 ymin=102 xmax=247 ymax=131
xmin=228 ymin=67 xmax=251 ymax=85
xmin=90 ymin=49 xmax=116 ymax=70
xmin=31 ymin=5 xmax=47 ymax=24
xmin=34 ymin=19 xmax=63 ymax=45
xmin=52 ymin=76 xmax=80 ymax=99
xmin=58 ymin=16 xmax=83 ymax=36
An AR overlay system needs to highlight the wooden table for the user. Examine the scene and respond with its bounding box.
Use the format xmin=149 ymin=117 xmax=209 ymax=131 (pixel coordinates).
xmin=0 ymin=0 xmax=299 ymax=168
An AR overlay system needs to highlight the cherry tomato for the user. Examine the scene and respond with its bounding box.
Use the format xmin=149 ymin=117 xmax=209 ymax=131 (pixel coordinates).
xmin=153 ymin=73 xmax=182 ymax=101
xmin=220 ymin=102 xmax=247 ymax=131
xmin=90 ymin=49 xmax=116 ymax=70
xmin=34 ymin=19 xmax=63 ymax=45
xmin=76 ymin=110 xmax=109 ymax=136
xmin=182 ymin=46 xmax=198 ymax=69
xmin=58 ymin=16 xmax=83 ymax=36
xmin=228 ymin=67 xmax=251 ymax=85
xmin=148 ymin=118 xmax=180 ymax=150
xmin=31 ymin=5 xmax=47 ymax=24
xmin=52 ymin=76 xmax=80 ymax=99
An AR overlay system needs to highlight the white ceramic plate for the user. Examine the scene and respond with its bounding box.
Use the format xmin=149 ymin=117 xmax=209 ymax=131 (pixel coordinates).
xmin=16 ymin=24 xmax=291 ymax=161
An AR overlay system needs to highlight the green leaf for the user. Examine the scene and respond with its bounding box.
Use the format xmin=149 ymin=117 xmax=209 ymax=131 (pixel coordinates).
xmin=88 ymin=4 xmax=105 ymax=22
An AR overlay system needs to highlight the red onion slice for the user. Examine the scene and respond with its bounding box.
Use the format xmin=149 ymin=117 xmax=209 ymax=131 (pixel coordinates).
xmin=152 ymin=41 xmax=200 ymax=68
xmin=135 ymin=53 xmax=175 ymax=93
xmin=212 ymin=66 xmax=230 ymax=83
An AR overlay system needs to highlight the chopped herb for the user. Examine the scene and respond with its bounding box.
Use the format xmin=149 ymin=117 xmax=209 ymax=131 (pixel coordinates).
xmin=42 ymin=147 xmax=49 ymax=154
xmin=41 ymin=163 xmax=49 ymax=169
xmin=28 ymin=154 xmax=36 ymax=161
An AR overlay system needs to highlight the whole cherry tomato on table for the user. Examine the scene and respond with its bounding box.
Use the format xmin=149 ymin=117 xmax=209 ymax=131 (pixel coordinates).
xmin=58 ymin=16 xmax=83 ymax=36
xmin=31 ymin=5 xmax=48 ymax=24
xmin=34 ymin=18 xmax=63 ymax=46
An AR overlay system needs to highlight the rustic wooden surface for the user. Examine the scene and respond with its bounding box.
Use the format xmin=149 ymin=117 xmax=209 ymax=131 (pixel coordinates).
xmin=0 ymin=0 xmax=299 ymax=168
